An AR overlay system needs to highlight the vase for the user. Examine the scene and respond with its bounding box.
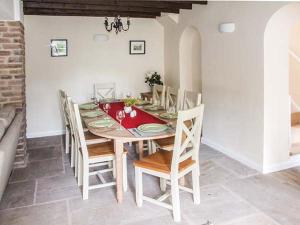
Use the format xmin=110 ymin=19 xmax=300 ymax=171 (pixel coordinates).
xmin=124 ymin=106 xmax=132 ymax=114
xmin=130 ymin=110 xmax=137 ymax=118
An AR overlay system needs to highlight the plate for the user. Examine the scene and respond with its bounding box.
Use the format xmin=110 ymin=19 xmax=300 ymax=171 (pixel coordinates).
xmin=88 ymin=119 xmax=115 ymax=128
xmin=159 ymin=112 xmax=178 ymax=119
xmin=79 ymin=103 xmax=97 ymax=110
xmin=136 ymin=99 xmax=150 ymax=106
xmin=144 ymin=105 xmax=164 ymax=111
xmin=81 ymin=110 xmax=104 ymax=118
xmin=137 ymin=123 xmax=168 ymax=133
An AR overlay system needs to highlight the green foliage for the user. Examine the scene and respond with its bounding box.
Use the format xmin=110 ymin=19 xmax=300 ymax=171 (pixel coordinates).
xmin=145 ymin=72 xmax=163 ymax=87
xmin=124 ymin=98 xmax=138 ymax=107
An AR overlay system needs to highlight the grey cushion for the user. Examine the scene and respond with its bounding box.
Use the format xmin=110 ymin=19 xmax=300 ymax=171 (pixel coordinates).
xmin=0 ymin=123 xmax=5 ymax=141
xmin=0 ymin=106 xmax=16 ymax=129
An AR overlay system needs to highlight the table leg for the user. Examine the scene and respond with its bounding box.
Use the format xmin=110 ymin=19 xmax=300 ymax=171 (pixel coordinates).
xmin=114 ymin=139 xmax=124 ymax=203
xmin=138 ymin=140 xmax=144 ymax=159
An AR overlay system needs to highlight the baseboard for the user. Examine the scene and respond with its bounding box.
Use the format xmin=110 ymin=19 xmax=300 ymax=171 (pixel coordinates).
xmin=26 ymin=130 xmax=65 ymax=139
xmin=201 ymin=137 xmax=263 ymax=173
xmin=262 ymin=154 xmax=300 ymax=174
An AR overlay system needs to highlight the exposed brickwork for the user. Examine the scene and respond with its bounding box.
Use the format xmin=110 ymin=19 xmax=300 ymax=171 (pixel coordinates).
xmin=0 ymin=21 xmax=27 ymax=168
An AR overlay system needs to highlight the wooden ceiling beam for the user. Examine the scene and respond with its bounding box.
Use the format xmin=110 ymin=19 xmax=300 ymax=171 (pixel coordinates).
xmin=22 ymin=0 xmax=206 ymax=9
xmin=23 ymin=2 xmax=180 ymax=14
xmin=23 ymin=8 xmax=161 ymax=18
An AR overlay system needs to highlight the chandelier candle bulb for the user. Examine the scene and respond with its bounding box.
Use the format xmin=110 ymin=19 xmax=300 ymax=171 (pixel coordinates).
xmin=104 ymin=16 xmax=130 ymax=34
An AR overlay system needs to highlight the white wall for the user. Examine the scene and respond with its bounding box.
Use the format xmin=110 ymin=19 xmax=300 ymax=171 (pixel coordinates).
xmin=158 ymin=2 xmax=291 ymax=172
xmin=25 ymin=16 xmax=164 ymax=137
xmin=0 ymin=0 xmax=23 ymax=21
xmin=289 ymin=20 xmax=300 ymax=108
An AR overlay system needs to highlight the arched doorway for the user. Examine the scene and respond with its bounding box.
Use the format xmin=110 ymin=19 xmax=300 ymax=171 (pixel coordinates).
xmin=179 ymin=26 xmax=202 ymax=93
xmin=264 ymin=3 xmax=300 ymax=169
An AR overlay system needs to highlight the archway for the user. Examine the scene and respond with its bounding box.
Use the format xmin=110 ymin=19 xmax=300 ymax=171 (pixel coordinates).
xmin=264 ymin=3 xmax=300 ymax=170
xmin=179 ymin=26 xmax=202 ymax=93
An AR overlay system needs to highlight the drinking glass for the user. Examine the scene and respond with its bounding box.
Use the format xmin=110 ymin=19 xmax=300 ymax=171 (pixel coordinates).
xmin=116 ymin=110 xmax=125 ymax=130
xmin=126 ymin=92 xmax=132 ymax=99
xmin=103 ymin=103 xmax=111 ymax=114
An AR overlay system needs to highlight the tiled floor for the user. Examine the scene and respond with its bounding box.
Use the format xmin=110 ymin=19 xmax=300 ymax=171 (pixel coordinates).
xmin=0 ymin=135 xmax=300 ymax=225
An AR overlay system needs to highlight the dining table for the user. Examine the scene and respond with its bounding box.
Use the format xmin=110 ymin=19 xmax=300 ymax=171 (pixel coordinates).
xmin=81 ymin=100 xmax=177 ymax=203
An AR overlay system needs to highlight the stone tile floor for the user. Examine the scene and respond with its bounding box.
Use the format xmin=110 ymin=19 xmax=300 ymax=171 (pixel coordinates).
xmin=0 ymin=135 xmax=300 ymax=225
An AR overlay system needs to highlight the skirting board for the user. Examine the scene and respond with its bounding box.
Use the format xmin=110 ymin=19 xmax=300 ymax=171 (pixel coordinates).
xmin=201 ymin=137 xmax=300 ymax=174
xmin=262 ymin=154 xmax=300 ymax=174
xmin=201 ymin=137 xmax=263 ymax=172
xmin=27 ymin=130 xmax=65 ymax=139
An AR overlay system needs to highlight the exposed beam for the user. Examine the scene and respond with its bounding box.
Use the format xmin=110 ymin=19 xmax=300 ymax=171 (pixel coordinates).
xmin=24 ymin=8 xmax=161 ymax=18
xmin=23 ymin=2 xmax=180 ymax=14
xmin=22 ymin=0 xmax=206 ymax=8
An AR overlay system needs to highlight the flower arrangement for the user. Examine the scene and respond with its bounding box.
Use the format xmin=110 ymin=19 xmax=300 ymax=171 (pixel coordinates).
xmin=145 ymin=71 xmax=163 ymax=87
xmin=124 ymin=98 xmax=138 ymax=107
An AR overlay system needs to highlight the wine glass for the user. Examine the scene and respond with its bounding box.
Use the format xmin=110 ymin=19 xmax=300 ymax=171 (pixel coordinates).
xmin=103 ymin=103 xmax=111 ymax=114
xmin=126 ymin=92 xmax=132 ymax=99
xmin=116 ymin=110 xmax=125 ymax=130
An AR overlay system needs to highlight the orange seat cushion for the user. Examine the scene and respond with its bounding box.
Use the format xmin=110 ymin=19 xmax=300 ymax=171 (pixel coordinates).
xmin=133 ymin=150 xmax=195 ymax=174
xmin=87 ymin=141 xmax=115 ymax=158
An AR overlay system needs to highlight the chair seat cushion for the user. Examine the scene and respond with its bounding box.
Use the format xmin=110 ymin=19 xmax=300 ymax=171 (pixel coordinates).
xmin=0 ymin=106 xmax=16 ymax=128
xmin=133 ymin=150 xmax=195 ymax=174
xmin=0 ymin=123 xmax=5 ymax=141
xmin=84 ymin=131 xmax=110 ymax=145
xmin=154 ymin=136 xmax=175 ymax=150
xmin=87 ymin=141 xmax=115 ymax=158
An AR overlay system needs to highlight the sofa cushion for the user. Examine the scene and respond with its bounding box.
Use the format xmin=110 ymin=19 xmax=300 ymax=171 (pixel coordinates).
xmin=0 ymin=123 xmax=5 ymax=140
xmin=0 ymin=105 xmax=16 ymax=129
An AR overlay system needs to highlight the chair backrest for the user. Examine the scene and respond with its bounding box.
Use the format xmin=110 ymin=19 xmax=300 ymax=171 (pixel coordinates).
xmin=182 ymin=90 xmax=202 ymax=110
xmin=59 ymin=90 xmax=69 ymax=126
xmin=94 ymin=82 xmax=116 ymax=100
xmin=71 ymin=101 xmax=89 ymax=161
xmin=171 ymin=104 xmax=205 ymax=175
xmin=65 ymin=96 xmax=76 ymax=137
xmin=152 ymin=84 xmax=166 ymax=108
xmin=166 ymin=87 xmax=183 ymax=111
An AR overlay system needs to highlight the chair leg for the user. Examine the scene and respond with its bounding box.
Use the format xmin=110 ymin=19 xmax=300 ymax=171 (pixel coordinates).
xmin=135 ymin=167 xmax=143 ymax=207
xmin=160 ymin=178 xmax=167 ymax=192
xmin=122 ymin=153 xmax=128 ymax=192
xmin=171 ymin=177 xmax=181 ymax=222
xmin=70 ymin=135 xmax=75 ymax=168
xmin=65 ymin=127 xmax=70 ymax=154
xmin=74 ymin=138 xmax=78 ymax=177
xmin=112 ymin=160 xmax=116 ymax=179
xmin=82 ymin=162 xmax=89 ymax=200
xmin=77 ymin=153 xmax=83 ymax=186
xmin=147 ymin=140 xmax=152 ymax=154
xmin=192 ymin=167 xmax=200 ymax=205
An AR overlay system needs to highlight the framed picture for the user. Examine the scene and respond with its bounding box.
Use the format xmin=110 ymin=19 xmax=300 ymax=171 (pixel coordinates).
xmin=51 ymin=39 xmax=68 ymax=57
xmin=129 ymin=40 xmax=146 ymax=55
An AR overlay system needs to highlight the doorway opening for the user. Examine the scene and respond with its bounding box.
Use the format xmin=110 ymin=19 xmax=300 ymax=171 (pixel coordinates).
xmin=289 ymin=20 xmax=300 ymax=155
xmin=179 ymin=26 xmax=202 ymax=93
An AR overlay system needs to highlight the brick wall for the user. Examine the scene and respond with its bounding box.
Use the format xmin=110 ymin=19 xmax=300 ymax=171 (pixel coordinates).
xmin=0 ymin=21 xmax=27 ymax=168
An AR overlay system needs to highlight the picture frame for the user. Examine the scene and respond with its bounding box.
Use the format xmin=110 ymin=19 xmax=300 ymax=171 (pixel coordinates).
xmin=51 ymin=39 xmax=68 ymax=57
xmin=129 ymin=40 xmax=146 ymax=55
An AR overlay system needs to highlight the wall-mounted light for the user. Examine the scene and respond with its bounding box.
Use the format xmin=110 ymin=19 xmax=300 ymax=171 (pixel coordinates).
xmin=93 ymin=34 xmax=109 ymax=42
xmin=219 ymin=23 xmax=235 ymax=33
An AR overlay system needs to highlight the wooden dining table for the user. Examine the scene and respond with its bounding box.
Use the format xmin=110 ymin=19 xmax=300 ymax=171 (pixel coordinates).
xmin=81 ymin=101 xmax=177 ymax=203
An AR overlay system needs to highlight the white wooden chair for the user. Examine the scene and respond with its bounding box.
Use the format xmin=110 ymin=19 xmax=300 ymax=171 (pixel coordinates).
xmin=65 ymin=96 xmax=110 ymax=177
xmin=165 ymin=87 xmax=183 ymax=111
xmin=182 ymin=90 xmax=202 ymax=110
xmin=71 ymin=102 xmax=127 ymax=200
xmin=94 ymin=82 xmax=116 ymax=101
xmin=134 ymin=104 xmax=205 ymax=222
xmin=59 ymin=90 xmax=71 ymax=154
xmin=154 ymin=90 xmax=202 ymax=151
xmin=152 ymin=84 xmax=166 ymax=108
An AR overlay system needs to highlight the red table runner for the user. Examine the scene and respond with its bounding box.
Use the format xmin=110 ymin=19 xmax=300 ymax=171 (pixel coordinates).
xmin=99 ymin=102 xmax=166 ymax=129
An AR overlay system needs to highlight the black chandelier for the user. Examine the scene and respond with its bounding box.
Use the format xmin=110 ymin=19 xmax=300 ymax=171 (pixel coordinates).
xmin=104 ymin=16 xmax=130 ymax=34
